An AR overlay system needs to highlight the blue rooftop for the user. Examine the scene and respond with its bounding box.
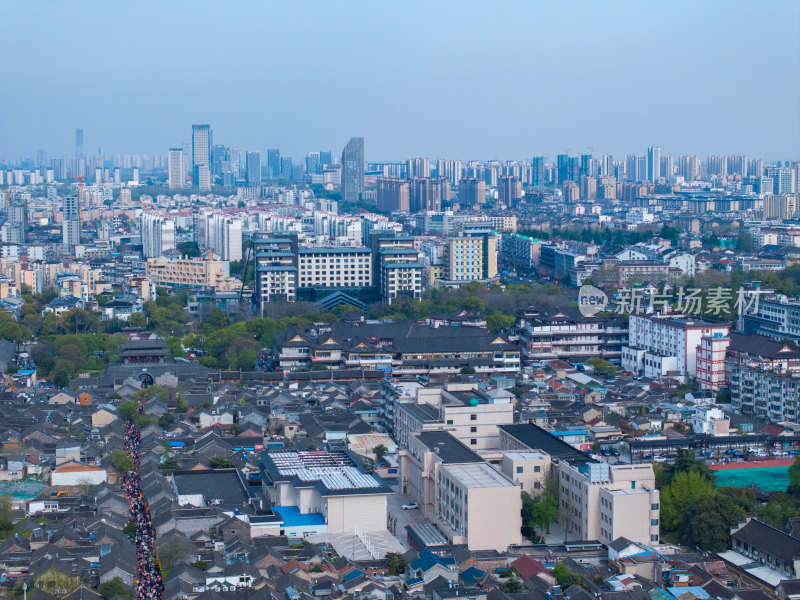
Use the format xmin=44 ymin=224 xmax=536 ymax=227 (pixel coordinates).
xmin=272 ymin=506 xmax=326 ymax=527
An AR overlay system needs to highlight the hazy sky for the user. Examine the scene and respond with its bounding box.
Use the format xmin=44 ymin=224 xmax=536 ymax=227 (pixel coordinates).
xmin=1 ymin=0 xmax=799 ymax=162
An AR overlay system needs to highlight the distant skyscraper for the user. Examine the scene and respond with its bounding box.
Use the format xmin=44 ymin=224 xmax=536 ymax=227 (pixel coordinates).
xmin=437 ymin=159 xmax=462 ymax=187
xmin=579 ymin=154 xmax=592 ymax=178
xmin=246 ymin=151 xmax=261 ymax=185
xmin=377 ymin=177 xmax=410 ymax=212
xmin=75 ymin=129 xmax=84 ymax=158
xmin=728 ymin=155 xmax=749 ymax=177
xmin=319 ymin=151 xmax=333 ymax=167
xmin=62 ymin=196 xmax=80 ymax=249
xmin=267 ymin=149 xmax=280 ymax=178
xmin=647 ymin=146 xmax=661 ymax=182
xmin=341 ymin=137 xmax=365 ymax=203
xmin=660 ymin=155 xmax=674 ymax=181
xmin=194 ymin=165 xmax=211 ymax=192
xmin=306 ymin=152 xmax=320 ymax=176
xmin=191 ymin=124 xmax=212 ymax=186
xmin=602 ymin=155 xmax=614 ymax=177
xmin=531 ymin=156 xmax=545 ymax=187
xmin=405 ymin=157 xmax=430 ymax=179
xmin=679 ymin=155 xmax=699 ymax=181
xmin=168 ymin=148 xmax=185 ymax=189
xmin=707 ymin=154 xmax=728 ymax=178
xmin=280 ymin=157 xmax=293 ymax=178
xmin=498 ymin=176 xmax=523 ymax=206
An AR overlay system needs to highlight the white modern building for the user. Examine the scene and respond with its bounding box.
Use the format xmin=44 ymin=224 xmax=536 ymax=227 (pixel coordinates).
xmin=140 ymin=212 xmax=176 ymax=259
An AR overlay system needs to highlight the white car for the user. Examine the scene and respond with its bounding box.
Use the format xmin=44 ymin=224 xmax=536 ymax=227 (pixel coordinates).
xmin=401 ymin=502 xmax=419 ymax=510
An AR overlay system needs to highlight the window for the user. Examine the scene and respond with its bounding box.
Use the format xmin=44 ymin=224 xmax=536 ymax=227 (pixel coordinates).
xmin=534 ymin=466 xmax=541 ymax=473
xmin=470 ymin=439 xmax=477 ymax=445
xmin=470 ymin=426 xmax=477 ymax=433
xmin=651 ymin=534 xmax=659 ymax=542
xmin=446 ymin=419 xmax=453 ymax=425
xmin=631 ymin=481 xmax=636 ymax=489
xmin=516 ymin=467 xmax=523 ymax=474
xmin=651 ymin=519 xmax=659 ymax=526
xmin=651 ymin=503 xmax=659 ymax=510
xmin=470 ymin=414 xmax=477 ymax=421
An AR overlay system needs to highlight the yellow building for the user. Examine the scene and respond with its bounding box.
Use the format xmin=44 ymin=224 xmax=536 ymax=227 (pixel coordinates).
xmin=146 ymin=257 xmax=239 ymax=291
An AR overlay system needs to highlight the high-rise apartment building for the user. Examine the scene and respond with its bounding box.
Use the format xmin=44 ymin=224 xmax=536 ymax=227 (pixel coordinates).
xmin=458 ymin=177 xmax=486 ymax=206
xmin=405 ymin=157 xmax=430 ymax=179
xmin=75 ymin=129 xmax=84 ymax=158
xmin=436 ymin=159 xmax=462 ymax=187
xmin=376 ymin=177 xmax=410 ymax=212
xmin=765 ymin=166 xmax=797 ymax=195
xmin=246 ymin=151 xmax=261 ymax=186
xmin=191 ymin=124 xmax=212 ymax=186
xmin=62 ymin=196 xmax=80 ymax=249
xmin=728 ymin=155 xmax=749 ymax=177
xmin=679 ymin=154 xmax=699 ymax=181
xmin=411 ymin=177 xmax=449 ymax=212
xmin=647 ymin=146 xmax=661 ymax=182
xmin=707 ymin=154 xmax=728 ymax=178
xmin=140 ymin=212 xmax=176 ymax=259
xmin=498 ymin=176 xmax=523 ymax=206
xmin=660 ymin=154 xmax=674 ymax=181
xmin=168 ymin=148 xmax=185 ymax=189
xmin=341 ymin=137 xmax=365 ymax=203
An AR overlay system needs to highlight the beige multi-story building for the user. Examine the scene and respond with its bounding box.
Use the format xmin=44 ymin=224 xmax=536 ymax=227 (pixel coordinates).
xmin=458 ymin=177 xmax=486 ymax=206
xmin=393 ymin=385 xmax=514 ymax=450
xmin=400 ymin=430 xmax=521 ymax=552
xmin=146 ymin=257 xmax=239 ymax=291
xmin=500 ymin=451 xmax=552 ymax=495
xmin=297 ymin=247 xmax=372 ymax=288
xmin=499 ymin=424 xmax=660 ymax=546
xmin=498 ymin=176 xmax=523 ymax=206
xmin=445 ymin=236 xmax=485 ymax=283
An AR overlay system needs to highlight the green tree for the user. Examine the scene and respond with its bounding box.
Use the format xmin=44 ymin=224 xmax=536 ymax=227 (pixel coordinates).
xmin=127 ymin=312 xmax=147 ymax=328
xmin=528 ymin=492 xmax=559 ymax=536
xmin=500 ymin=579 xmax=523 ymax=593
xmin=386 ymin=552 xmax=407 ymax=575
xmin=111 ymin=449 xmax=134 ymax=473
xmin=788 ymin=457 xmax=800 ymax=493
xmin=209 ymin=456 xmax=235 ymax=469
xmin=373 ymin=444 xmax=388 ymax=462
xmin=551 ymin=563 xmax=588 ymax=590
xmin=156 ymin=536 xmax=194 ymax=570
xmin=460 ymin=366 xmax=476 ymax=375
xmin=118 ymin=401 xmax=139 ymax=420
xmin=485 ymin=314 xmax=515 ymax=332
xmin=99 ymin=577 xmax=132 ymax=600
xmin=660 ymin=470 xmax=715 ymax=531
xmin=0 ymin=495 xmax=13 ymax=539
xmin=158 ymin=414 xmax=175 ymax=429
xmin=679 ymin=494 xmax=745 ymax=552
xmin=657 ymin=449 xmax=714 ymax=488
xmin=175 ymin=396 xmax=188 ymax=413
xmin=123 ymin=521 xmax=137 ymax=537
xmin=160 ymin=455 xmax=179 ymax=473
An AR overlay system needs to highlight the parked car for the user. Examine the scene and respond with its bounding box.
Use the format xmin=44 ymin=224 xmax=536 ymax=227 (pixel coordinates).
xmin=401 ymin=502 xmax=419 ymax=510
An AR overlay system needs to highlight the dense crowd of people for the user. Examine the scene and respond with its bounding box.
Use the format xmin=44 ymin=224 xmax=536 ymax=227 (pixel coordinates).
xmin=123 ymin=398 xmax=164 ymax=600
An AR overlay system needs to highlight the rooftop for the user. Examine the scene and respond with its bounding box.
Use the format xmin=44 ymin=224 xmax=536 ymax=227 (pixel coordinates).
xmin=443 ymin=462 xmax=516 ymax=488
xmin=416 ymin=431 xmax=483 ymax=464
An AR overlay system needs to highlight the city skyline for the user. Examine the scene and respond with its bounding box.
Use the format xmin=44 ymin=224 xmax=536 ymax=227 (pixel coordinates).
xmin=1 ymin=0 xmax=798 ymax=161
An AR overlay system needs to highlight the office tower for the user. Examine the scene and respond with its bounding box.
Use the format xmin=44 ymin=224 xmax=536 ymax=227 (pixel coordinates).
xmin=579 ymin=154 xmax=592 ymax=178
xmin=63 ymin=196 xmax=80 ymax=249
xmin=556 ymin=155 xmax=569 ymax=184
xmin=377 ymin=177 xmax=410 ymax=212
xmin=36 ymin=150 xmax=47 ymax=171
xmin=405 ymin=157 xmax=430 ymax=179
xmin=531 ymin=156 xmax=545 ymax=187
xmin=75 ymin=129 xmax=84 ymax=158
xmin=637 ymin=156 xmax=647 ymax=182
xmin=341 ymin=137 xmax=365 ymax=203
xmin=191 ymin=124 xmax=212 ymax=186
xmin=267 ymin=149 xmax=280 ymax=178
xmin=437 ymin=159 xmax=462 ymax=187
xmin=660 ymin=155 xmax=674 ymax=181
xmin=765 ymin=167 xmax=797 ymax=195
xmin=306 ymin=152 xmax=320 ymax=176
xmin=411 ymin=177 xmax=449 ymax=212
xmin=728 ymin=155 xmax=749 ymax=177
xmin=194 ymin=165 xmax=211 ymax=192
xmin=246 ymin=151 xmax=261 ymax=185
xmin=229 ymin=147 xmax=241 ymax=178
xmin=319 ymin=151 xmax=333 ymax=167
xmin=647 ymin=146 xmax=661 ymax=182
xmin=749 ymin=159 xmax=764 ymax=178
xmin=141 ymin=212 xmax=176 ymax=258
xmin=679 ymin=155 xmax=699 ymax=181
xmin=280 ymin=157 xmax=293 ymax=178
xmin=459 ymin=177 xmax=487 ymax=205
xmin=707 ymin=155 xmax=728 ymax=177
xmin=498 ymin=176 xmax=523 ymax=206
